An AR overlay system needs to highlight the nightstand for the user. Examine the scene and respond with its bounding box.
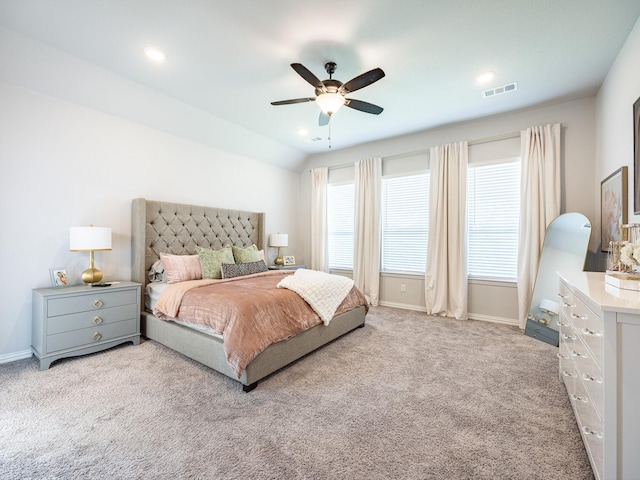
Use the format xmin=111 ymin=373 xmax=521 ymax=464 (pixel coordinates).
xmin=32 ymin=281 xmax=141 ymax=370
xmin=524 ymin=317 xmax=559 ymax=347
xmin=268 ymin=265 xmax=307 ymax=270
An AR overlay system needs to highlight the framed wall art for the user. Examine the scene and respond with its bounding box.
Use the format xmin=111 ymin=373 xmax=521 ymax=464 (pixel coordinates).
xmin=601 ymin=166 xmax=628 ymax=252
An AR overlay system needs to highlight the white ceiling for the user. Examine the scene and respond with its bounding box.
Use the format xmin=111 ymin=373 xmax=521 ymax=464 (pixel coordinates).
xmin=1 ymin=0 xmax=640 ymax=170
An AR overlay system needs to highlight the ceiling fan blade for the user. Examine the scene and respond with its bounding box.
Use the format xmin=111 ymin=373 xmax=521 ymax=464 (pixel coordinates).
xmin=340 ymin=68 xmax=385 ymax=94
xmin=345 ymin=98 xmax=384 ymax=115
xmin=318 ymin=112 xmax=330 ymax=126
xmin=270 ymin=98 xmax=315 ymax=106
xmin=291 ymin=63 xmax=326 ymax=92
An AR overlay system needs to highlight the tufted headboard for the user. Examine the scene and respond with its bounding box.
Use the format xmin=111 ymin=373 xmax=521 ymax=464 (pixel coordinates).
xmin=131 ymin=198 xmax=265 ymax=290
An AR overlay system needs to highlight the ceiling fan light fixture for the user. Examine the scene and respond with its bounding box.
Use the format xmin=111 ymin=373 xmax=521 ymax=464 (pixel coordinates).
xmin=316 ymin=93 xmax=345 ymax=116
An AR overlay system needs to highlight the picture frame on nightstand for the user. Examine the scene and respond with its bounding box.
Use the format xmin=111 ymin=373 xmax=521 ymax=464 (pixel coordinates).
xmin=49 ymin=267 xmax=69 ymax=288
xmin=283 ymin=255 xmax=295 ymax=266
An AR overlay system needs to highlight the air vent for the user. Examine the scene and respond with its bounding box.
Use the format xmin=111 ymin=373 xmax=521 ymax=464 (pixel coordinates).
xmin=304 ymin=137 xmax=324 ymax=144
xmin=483 ymin=82 xmax=518 ymax=98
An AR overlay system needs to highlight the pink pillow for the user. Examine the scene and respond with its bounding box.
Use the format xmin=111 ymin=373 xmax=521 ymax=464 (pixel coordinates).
xmin=160 ymin=253 xmax=203 ymax=284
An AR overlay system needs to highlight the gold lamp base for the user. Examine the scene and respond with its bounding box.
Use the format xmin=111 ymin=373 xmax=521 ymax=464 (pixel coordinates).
xmin=274 ymin=247 xmax=284 ymax=265
xmin=81 ymin=250 xmax=103 ymax=284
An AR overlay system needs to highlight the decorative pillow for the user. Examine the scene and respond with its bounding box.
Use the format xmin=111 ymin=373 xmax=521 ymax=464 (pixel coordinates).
xmin=221 ymin=260 xmax=268 ymax=279
xmin=148 ymin=259 xmax=166 ymax=283
xmin=160 ymin=253 xmax=203 ymax=284
xmin=232 ymin=244 xmax=261 ymax=264
xmin=196 ymin=245 xmax=235 ymax=279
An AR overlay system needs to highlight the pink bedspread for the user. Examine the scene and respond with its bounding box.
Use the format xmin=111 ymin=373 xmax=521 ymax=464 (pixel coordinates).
xmin=153 ymin=270 xmax=368 ymax=378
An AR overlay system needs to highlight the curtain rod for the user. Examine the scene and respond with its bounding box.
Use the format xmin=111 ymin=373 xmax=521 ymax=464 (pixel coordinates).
xmin=312 ymin=124 xmax=563 ymax=171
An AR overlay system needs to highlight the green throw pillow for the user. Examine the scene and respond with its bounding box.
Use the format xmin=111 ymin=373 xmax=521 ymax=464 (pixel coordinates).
xmin=196 ymin=245 xmax=235 ymax=279
xmin=232 ymin=244 xmax=261 ymax=264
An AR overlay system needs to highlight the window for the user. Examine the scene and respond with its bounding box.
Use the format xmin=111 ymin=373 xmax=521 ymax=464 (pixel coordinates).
xmin=327 ymin=182 xmax=354 ymax=270
xmin=467 ymin=158 xmax=520 ymax=280
xmin=381 ymin=173 xmax=429 ymax=274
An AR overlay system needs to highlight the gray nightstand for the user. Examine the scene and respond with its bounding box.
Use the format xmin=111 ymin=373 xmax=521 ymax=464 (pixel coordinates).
xmin=268 ymin=265 xmax=307 ymax=270
xmin=524 ymin=317 xmax=559 ymax=347
xmin=32 ymin=281 xmax=141 ymax=370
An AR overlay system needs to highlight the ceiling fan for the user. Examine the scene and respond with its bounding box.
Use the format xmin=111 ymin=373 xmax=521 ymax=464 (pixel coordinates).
xmin=271 ymin=62 xmax=385 ymax=126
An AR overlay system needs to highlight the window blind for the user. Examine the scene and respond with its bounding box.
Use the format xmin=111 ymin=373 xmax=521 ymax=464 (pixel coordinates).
xmin=327 ymin=183 xmax=355 ymax=270
xmin=467 ymin=159 xmax=520 ymax=280
xmin=381 ymin=173 xmax=429 ymax=274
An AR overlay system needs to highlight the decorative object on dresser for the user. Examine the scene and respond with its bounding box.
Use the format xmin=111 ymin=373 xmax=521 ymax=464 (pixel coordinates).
xmin=600 ymin=166 xmax=628 ymax=252
xmin=558 ymin=271 xmax=640 ymax=480
xmin=269 ymin=233 xmax=288 ymax=266
xmin=49 ymin=267 xmax=69 ymax=288
xmin=69 ymin=225 xmax=112 ymax=284
xmin=32 ymin=281 xmax=141 ymax=370
xmin=525 ymin=213 xmax=591 ymax=345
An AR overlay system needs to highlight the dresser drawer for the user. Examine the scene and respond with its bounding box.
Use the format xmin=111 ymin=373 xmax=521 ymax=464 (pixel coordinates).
xmin=46 ymin=319 xmax=137 ymax=353
xmin=570 ymin=295 xmax=603 ymax=368
xmin=572 ymin=377 xmax=603 ymax=480
xmin=46 ymin=304 xmax=138 ymax=335
xmin=47 ymin=289 xmax=138 ymax=317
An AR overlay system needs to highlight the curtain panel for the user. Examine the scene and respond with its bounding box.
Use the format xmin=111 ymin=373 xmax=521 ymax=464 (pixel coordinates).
xmin=354 ymin=157 xmax=381 ymax=306
xmin=310 ymin=167 xmax=329 ymax=272
xmin=425 ymin=141 xmax=468 ymax=320
xmin=517 ymin=123 xmax=561 ymax=328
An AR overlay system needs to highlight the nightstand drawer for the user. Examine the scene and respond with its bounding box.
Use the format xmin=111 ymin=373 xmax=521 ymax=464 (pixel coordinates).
xmin=525 ymin=319 xmax=559 ymax=346
xmin=47 ymin=289 xmax=138 ymax=317
xmin=46 ymin=304 xmax=138 ymax=335
xmin=46 ymin=319 xmax=137 ymax=353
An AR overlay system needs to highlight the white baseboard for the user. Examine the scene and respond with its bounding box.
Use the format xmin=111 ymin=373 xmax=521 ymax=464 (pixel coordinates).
xmin=0 ymin=349 xmax=32 ymax=364
xmin=377 ymin=302 xmax=519 ymax=326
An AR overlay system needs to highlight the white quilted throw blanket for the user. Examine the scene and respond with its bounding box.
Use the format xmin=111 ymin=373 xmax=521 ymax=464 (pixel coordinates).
xmin=277 ymin=269 xmax=354 ymax=325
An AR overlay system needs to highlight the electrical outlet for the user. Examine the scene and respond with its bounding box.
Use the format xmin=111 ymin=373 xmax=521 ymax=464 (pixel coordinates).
xmin=400 ymin=284 xmax=406 ymax=292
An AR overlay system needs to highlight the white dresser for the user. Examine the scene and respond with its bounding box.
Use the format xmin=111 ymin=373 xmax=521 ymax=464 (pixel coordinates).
xmin=558 ymin=271 xmax=640 ymax=480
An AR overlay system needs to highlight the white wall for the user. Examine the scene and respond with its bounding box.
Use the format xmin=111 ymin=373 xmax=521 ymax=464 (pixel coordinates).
xmin=0 ymin=87 xmax=300 ymax=361
xmin=596 ymin=16 xmax=640 ymax=268
xmin=300 ymin=97 xmax=598 ymax=321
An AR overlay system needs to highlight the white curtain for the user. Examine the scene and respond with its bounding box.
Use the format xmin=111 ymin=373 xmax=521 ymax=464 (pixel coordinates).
xmin=310 ymin=167 xmax=329 ymax=272
xmin=517 ymin=123 xmax=561 ymax=328
xmin=354 ymin=158 xmax=381 ymax=306
xmin=425 ymin=141 xmax=468 ymax=320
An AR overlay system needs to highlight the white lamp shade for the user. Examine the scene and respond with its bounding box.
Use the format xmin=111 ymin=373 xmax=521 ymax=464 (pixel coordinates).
xmin=70 ymin=226 xmax=112 ymax=251
xmin=315 ymin=93 xmax=345 ymax=115
xmin=539 ymin=299 xmax=559 ymax=316
xmin=269 ymin=233 xmax=288 ymax=248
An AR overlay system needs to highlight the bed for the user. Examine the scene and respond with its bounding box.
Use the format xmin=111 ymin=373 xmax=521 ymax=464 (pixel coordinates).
xmin=131 ymin=198 xmax=367 ymax=391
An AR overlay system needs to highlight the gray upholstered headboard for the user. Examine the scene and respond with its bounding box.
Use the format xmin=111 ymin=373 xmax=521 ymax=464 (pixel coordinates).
xmin=131 ymin=198 xmax=265 ymax=289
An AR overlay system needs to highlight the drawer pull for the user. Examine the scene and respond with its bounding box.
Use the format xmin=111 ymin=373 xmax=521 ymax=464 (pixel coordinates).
xmin=571 ymin=394 xmax=589 ymax=403
xmin=571 ymin=350 xmax=588 ymax=359
xmin=571 ymin=313 xmax=588 ymax=320
xmin=563 ymin=302 xmax=575 ymax=308
xmin=93 ymin=299 xmax=104 ymax=309
xmin=557 ymin=293 xmax=568 ymax=299
xmin=582 ymin=426 xmax=603 ymax=439
xmin=92 ymin=316 xmax=103 ymax=325
xmin=580 ymin=328 xmax=602 ymax=337
xmin=558 ymin=320 xmax=570 ymax=327
xmin=557 ymin=353 xmax=569 ymax=359
xmin=582 ymin=373 xmax=603 ymax=384
xmin=93 ymin=332 xmax=102 ymax=342
xmin=562 ymin=370 xmax=576 ymax=378
xmin=562 ymin=334 xmax=576 ymax=341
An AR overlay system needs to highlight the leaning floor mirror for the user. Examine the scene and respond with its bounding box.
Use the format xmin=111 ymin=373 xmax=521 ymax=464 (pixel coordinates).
xmin=525 ymin=213 xmax=592 ymax=346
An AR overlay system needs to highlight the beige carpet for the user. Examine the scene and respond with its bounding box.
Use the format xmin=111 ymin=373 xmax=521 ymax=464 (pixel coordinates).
xmin=0 ymin=306 xmax=593 ymax=479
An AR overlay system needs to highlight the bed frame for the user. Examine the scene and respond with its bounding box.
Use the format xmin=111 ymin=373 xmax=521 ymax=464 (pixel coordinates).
xmin=131 ymin=198 xmax=366 ymax=391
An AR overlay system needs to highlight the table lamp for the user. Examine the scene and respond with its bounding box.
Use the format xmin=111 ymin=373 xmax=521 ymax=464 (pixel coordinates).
xmin=269 ymin=233 xmax=288 ymax=266
xmin=70 ymin=226 xmax=112 ymax=284
xmin=538 ymin=299 xmax=560 ymax=326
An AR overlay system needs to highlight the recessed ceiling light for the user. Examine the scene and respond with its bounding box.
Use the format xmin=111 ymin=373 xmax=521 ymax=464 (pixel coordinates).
xmin=297 ymin=128 xmax=309 ymax=137
xmin=476 ymin=71 xmax=495 ymax=83
xmin=144 ymin=46 xmax=165 ymax=63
